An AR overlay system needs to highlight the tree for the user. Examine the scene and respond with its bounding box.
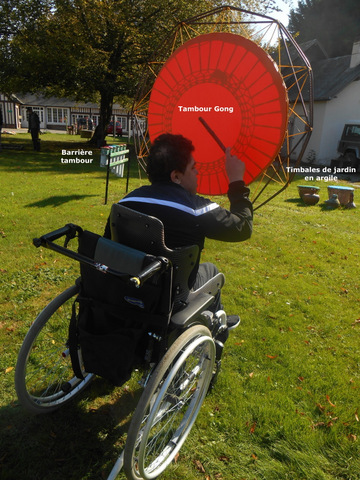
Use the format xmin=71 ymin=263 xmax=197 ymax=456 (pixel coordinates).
xmin=0 ymin=0 xmax=54 ymax=95
xmin=1 ymin=0 xmax=282 ymax=146
xmin=4 ymin=0 xmax=218 ymax=145
xmin=288 ymin=0 xmax=360 ymax=57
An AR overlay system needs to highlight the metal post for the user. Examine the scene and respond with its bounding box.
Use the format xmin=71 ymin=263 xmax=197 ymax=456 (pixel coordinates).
xmin=104 ymin=150 xmax=111 ymax=205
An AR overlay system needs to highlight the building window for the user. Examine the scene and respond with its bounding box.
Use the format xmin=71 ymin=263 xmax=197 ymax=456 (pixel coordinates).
xmin=47 ymin=107 xmax=69 ymax=125
xmin=22 ymin=107 xmax=45 ymax=127
xmin=119 ymin=116 xmax=127 ymax=131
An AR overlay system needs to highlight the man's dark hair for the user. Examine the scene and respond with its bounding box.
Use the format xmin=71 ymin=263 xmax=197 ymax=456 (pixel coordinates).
xmin=146 ymin=133 xmax=194 ymax=183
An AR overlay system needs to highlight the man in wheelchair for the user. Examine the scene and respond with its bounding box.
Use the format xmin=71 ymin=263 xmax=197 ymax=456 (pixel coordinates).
xmin=104 ymin=133 xmax=253 ymax=339
xmin=16 ymin=133 xmax=253 ymax=479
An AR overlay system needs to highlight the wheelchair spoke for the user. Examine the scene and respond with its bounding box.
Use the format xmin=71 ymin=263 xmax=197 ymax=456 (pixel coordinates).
xmin=15 ymin=285 xmax=93 ymax=414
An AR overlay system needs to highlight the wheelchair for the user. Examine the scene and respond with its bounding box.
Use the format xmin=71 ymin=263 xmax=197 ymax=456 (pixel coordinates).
xmin=15 ymin=203 xmax=229 ymax=480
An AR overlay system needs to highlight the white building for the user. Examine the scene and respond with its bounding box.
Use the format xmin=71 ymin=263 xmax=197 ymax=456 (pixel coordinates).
xmin=293 ymin=37 xmax=360 ymax=165
xmin=0 ymin=93 xmax=131 ymax=133
xmin=0 ymin=93 xmax=22 ymax=128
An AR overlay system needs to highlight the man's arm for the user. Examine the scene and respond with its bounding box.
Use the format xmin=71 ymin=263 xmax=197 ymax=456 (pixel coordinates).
xmin=201 ymin=148 xmax=253 ymax=242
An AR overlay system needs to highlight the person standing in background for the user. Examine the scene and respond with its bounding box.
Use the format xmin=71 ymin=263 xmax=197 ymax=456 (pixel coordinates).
xmin=27 ymin=107 xmax=40 ymax=151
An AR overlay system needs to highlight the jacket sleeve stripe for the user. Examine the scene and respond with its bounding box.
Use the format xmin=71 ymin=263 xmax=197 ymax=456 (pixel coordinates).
xmin=119 ymin=197 xmax=220 ymax=217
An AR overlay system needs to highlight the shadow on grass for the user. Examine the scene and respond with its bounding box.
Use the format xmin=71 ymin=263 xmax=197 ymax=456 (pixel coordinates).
xmin=0 ymin=135 xmax=138 ymax=178
xmin=0 ymin=378 xmax=143 ymax=480
xmin=284 ymin=197 xmax=354 ymax=212
xmin=25 ymin=195 xmax=98 ymax=208
xmin=284 ymin=197 xmax=308 ymax=207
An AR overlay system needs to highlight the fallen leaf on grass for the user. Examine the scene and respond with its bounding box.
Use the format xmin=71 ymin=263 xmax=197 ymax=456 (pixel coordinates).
xmin=5 ymin=367 xmax=14 ymax=374
xmin=249 ymin=422 xmax=256 ymax=434
xmin=313 ymin=422 xmax=326 ymax=429
xmin=193 ymin=460 xmax=205 ymax=473
xmin=326 ymin=395 xmax=336 ymax=407
xmin=219 ymin=455 xmax=230 ymax=463
xmin=266 ymin=354 xmax=278 ymax=359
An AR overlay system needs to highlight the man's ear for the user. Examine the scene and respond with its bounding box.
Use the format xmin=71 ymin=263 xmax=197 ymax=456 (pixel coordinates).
xmin=170 ymin=170 xmax=181 ymax=184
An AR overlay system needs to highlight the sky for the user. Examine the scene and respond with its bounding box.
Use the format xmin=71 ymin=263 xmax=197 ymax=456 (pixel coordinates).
xmin=271 ymin=0 xmax=295 ymax=27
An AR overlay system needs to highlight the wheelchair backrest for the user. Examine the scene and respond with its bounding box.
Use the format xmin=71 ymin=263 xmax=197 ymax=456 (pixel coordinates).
xmin=76 ymin=229 xmax=174 ymax=385
xmin=109 ymin=203 xmax=199 ymax=308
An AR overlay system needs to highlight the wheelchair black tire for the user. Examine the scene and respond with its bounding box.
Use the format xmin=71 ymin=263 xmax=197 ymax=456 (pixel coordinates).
xmin=123 ymin=324 xmax=215 ymax=480
xmin=15 ymin=284 xmax=94 ymax=414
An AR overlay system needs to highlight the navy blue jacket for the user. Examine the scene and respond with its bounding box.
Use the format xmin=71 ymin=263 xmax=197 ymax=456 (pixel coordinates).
xmin=104 ymin=180 xmax=253 ymax=281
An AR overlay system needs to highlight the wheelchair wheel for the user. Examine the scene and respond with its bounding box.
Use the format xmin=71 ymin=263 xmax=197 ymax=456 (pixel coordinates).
xmin=124 ymin=324 xmax=215 ymax=480
xmin=15 ymin=284 xmax=94 ymax=414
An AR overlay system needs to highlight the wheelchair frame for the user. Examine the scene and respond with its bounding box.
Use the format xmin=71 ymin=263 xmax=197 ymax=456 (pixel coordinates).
xmin=15 ymin=215 xmax=228 ymax=480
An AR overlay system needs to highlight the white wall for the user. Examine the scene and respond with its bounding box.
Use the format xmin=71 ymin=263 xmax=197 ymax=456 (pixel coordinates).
xmin=0 ymin=94 xmax=20 ymax=128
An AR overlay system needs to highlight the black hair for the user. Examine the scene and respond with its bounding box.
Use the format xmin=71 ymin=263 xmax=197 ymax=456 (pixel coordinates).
xmin=146 ymin=133 xmax=194 ymax=183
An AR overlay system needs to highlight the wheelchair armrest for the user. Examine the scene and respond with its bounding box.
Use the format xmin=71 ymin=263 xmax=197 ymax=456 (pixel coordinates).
xmin=33 ymin=223 xmax=82 ymax=248
xmin=192 ymin=272 xmax=225 ymax=296
xmin=170 ymin=292 xmax=215 ymax=326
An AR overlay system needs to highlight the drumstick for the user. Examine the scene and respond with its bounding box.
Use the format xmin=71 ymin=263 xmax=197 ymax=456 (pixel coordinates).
xmin=198 ymin=116 xmax=226 ymax=153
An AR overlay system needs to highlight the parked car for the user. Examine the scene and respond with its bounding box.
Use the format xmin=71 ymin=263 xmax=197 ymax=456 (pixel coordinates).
xmin=76 ymin=117 xmax=93 ymax=131
xmin=107 ymin=121 xmax=123 ymax=136
xmin=337 ymin=122 xmax=360 ymax=170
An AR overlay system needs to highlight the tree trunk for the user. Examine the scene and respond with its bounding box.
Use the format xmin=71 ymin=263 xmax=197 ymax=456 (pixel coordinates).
xmin=89 ymin=90 xmax=114 ymax=147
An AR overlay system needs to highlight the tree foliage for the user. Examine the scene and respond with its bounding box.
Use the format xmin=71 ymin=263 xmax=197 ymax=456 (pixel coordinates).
xmin=288 ymin=0 xmax=360 ymax=57
xmin=2 ymin=0 xmax=216 ymax=143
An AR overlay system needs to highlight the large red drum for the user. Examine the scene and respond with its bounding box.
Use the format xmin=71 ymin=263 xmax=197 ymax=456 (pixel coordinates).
xmin=148 ymin=32 xmax=288 ymax=195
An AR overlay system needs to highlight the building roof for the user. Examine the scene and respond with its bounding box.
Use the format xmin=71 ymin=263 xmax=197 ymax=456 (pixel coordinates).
xmin=14 ymin=93 xmax=127 ymax=113
xmin=279 ymin=38 xmax=360 ymax=102
xmin=297 ymin=38 xmax=329 ymax=61
xmin=311 ymin=54 xmax=360 ymax=100
xmin=15 ymin=93 xmax=95 ymax=108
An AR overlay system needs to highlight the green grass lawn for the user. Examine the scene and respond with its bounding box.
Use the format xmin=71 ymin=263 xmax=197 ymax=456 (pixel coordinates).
xmin=1 ymin=132 xmax=359 ymax=480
